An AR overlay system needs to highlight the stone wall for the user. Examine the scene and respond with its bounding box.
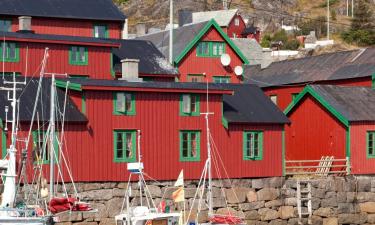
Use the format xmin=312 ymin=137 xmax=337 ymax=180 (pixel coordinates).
xmin=53 ymin=176 xmax=375 ymax=225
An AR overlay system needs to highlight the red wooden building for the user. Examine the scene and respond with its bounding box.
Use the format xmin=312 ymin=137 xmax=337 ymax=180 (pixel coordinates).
xmin=284 ymin=85 xmax=375 ymax=175
xmin=245 ymin=48 xmax=375 ymax=110
xmin=138 ymin=20 xmax=249 ymax=83
xmin=192 ymin=9 xmax=246 ymax=38
xmin=1 ymin=78 xmax=288 ymax=182
xmin=0 ymin=0 xmax=126 ymax=39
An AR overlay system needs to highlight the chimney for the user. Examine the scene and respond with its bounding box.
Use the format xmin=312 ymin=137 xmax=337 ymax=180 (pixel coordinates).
xmin=135 ymin=23 xmax=146 ymax=36
xmin=18 ymin=16 xmax=32 ymax=31
xmin=122 ymin=18 xmax=129 ymax=39
xmin=178 ymin=9 xmax=192 ymax=27
xmin=120 ymin=59 xmax=142 ymax=82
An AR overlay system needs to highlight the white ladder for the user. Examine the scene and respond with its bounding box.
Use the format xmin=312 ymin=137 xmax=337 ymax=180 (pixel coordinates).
xmin=297 ymin=179 xmax=312 ymax=224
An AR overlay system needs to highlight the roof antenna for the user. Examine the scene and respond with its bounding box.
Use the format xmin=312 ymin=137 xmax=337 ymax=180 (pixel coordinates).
xmin=169 ymin=0 xmax=173 ymax=64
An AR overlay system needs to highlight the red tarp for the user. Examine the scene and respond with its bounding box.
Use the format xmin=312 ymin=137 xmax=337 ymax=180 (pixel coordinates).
xmin=48 ymin=197 xmax=92 ymax=214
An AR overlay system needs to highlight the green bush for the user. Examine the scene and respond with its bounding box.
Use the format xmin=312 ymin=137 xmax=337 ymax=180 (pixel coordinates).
xmin=260 ymin=34 xmax=272 ymax=48
xmin=282 ymin=39 xmax=300 ymax=50
xmin=342 ymin=29 xmax=375 ymax=46
xmin=319 ymin=0 xmax=338 ymax=8
xmin=296 ymin=16 xmax=327 ymax=38
xmin=272 ymin=30 xmax=288 ymax=43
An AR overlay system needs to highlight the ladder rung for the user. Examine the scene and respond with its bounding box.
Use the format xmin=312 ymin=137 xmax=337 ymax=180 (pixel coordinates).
xmin=300 ymin=212 xmax=311 ymax=215
xmin=300 ymin=198 xmax=310 ymax=201
xmin=301 ymin=190 xmax=310 ymax=193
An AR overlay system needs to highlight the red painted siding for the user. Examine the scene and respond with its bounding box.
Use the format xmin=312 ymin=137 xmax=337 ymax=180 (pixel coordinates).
xmin=178 ymin=27 xmax=244 ymax=84
xmin=350 ymin=122 xmax=375 ymax=175
xmin=10 ymin=17 xmax=122 ymax=39
xmin=3 ymin=91 xmax=283 ymax=182
xmin=285 ymin=95 xmax=347 ymax=162
xmin=1 ymin=42 xmax=112 ymax=79
xmin=264 ymin=77 xmax=373 ymax=111
xmin=227 ymin=15 xmax=246 ymax=38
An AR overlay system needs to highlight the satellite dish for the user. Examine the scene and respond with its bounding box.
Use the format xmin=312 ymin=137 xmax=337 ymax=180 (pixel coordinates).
xmin=220 ymin=54 xmax=231 ymax=66
xmin=234 ymin=66 xmax=243 ymax=76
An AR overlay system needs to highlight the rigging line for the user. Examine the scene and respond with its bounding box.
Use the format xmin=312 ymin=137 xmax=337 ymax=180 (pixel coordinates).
xmin=120 ymin=173 xmax=132 ymax=213
xmin=140 ymin=172 xmax=156 ymax=209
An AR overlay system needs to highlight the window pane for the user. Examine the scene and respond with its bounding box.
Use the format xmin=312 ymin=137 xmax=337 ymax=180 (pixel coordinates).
xmin=72 ymin=47 xmax=78 ymax=62
xmin=79 ymin=47 xmax=85 ymax=62
xmin=8 ymin=43 xmax=16 ymax=59
xmin=125 ymin=94 xmax=132 ymax=112
xmin=95 ymin=25 xmax=106 ymax=38
xmin=125 ymin=133 xmax=133 ymax=158
xmin=369 ymin=133 xmax=374 ymax=155
xmin=191 ymin=95 xmax=196 ymax=113
xmin=212 ymin=43 xmax=218 ymax=56
xmin=182 ymin=133 xmax=188 ymax=157
xmin=116 ymin=133 xmax=123 ymax=159
xmin=116 ymin=93 xmax=126 ymax=112
xmin=253 ymin=133 xmax=259 ymax=157
xmin=191 ymin=133 xmax=197 ymax=157
xmin=218 ymin=44 xmax=224 ymax=55
xmin=182 ymin=94 xmax=191 ymax=113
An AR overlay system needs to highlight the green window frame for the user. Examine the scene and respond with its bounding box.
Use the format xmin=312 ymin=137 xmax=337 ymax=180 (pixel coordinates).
xmin=213 ymin=76 xmax=230 ymax=83
xmin=179 ymin=131 xmax=200 ymax=162
xmin=1 ymin=72 xmax=21 ymax=77
xmin=243 ymin=131 xmax=263 ymax=160
xmin=180 ymin=94 xmax=200 ymax=116
xmin=113 ymin=92 xmax=136 ymax=115
xmin=93 ymin=24 xmax=108 ymax=38
xmin=69 ymin=46 xmax=88 ymax=66
xmin=367 ymin=131 xmax=375 ymax=158
xmin=2 ymin=130 xmax=7 ymax=158
xmin=32 ymin=130 xmax=58 ymax=164
xmin=196 ymin=41 xmax=225 ymax=57
xmin=0 ymin=42 xmax=19 ymax=62
xmin=113 ymin=130 xmax=136 ymax=163
xmin=0 ymin=20 xmax=11 ymax=32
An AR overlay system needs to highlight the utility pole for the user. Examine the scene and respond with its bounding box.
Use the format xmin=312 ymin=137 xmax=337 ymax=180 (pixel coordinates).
xmin=346 ymin=0 xmax=349 ymax=16
xmin=327 ymin=0 xmax=330 ymax=40
xmin=223 ymin=0 xmax=228 ymax=10
xmin=351 ymin=0 xmax=354 ymax=17
xmin=169 ymin=0 xmax=173 ymax=64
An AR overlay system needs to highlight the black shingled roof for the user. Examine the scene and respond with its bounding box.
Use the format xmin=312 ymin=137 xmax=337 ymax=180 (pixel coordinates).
xmin=307 ymin=85 xmax=375 ymax=122
xmin=222 ymin=84 xmax=289 ymax=124
xmin=0 ymin=0 xmax=126 ymax=21
xmin=0 ymin=31 xmax=119 ymax=46
xmin=245 ymin=48 xmax=375 ymax=87
xmin=241 ymin=26 xmax=258 ymax=35
xmin=112 ymin=39 xmax=178 ymax=75
xmin=0 ymin=78 xmax=86 ymax=123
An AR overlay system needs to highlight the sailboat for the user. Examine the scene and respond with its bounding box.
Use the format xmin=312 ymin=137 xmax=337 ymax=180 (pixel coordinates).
xmin=185 ymin=81 xmax=245 ymax=225
xmin=0 ymin=49 xmax=93 ymax=224
xmin=115 ymin=130 xmax=181 ymax=225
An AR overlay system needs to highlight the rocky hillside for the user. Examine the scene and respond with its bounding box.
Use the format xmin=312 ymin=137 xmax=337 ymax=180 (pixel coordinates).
xmin=114 ymin=0 xmax=373 ymax=34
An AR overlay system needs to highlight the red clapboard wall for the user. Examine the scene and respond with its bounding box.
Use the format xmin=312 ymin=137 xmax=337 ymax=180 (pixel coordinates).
xmin=10 ymin=17 xmax=122 ymax=39
xmin=1 ymin=90 xmax=283 ymax=182
xmin=226 ymin=14 xmax=246 ymax=38
xmin=178 ymin=27 xmax=244 ymax=84
xmin=1 ymin=42 xmax=113 ymax=79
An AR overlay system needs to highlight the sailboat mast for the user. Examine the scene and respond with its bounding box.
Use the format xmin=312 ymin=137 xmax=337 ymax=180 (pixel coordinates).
xmin=205 ymin=79 xmax=213 ymax=216
xmin=49 ymin=74 xmax=55 ymax=200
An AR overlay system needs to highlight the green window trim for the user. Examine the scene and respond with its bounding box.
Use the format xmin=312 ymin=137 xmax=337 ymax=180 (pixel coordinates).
xmin=179 ymin=130 xmax=201 ymax=162
xmin=243 ymin=131 xmax=263 ymax=161
xmin=179 ymin=94 xmax=200 ymax=116
xmin=2 ymin=130 xmax=6 ymax=158
xmin=82 ymin=92 xmax=86 ymax=114
xmin=291 ymin=93 xmax=299 ymax=102
xmin=69 ymin=46 xmax=88 ymax=66
xmin=367 ymin=131 xmax=375 ymax=158
xmin=32 ymin=130 xmax=59 ymax=164
xmin=93 ymin=24 xmax=109 ymax=38
xmin=113 ymin=130 xmax=137 ymax=163
xmin=0 ymin=19 xmax=12 ymax=32
xmin=0 ymin=42 xmax=20 ymax=62
xmin=110 ymin=53 xmax=115 ymax=78
xmin=372 ymin=73 xmax=375 ymax=89
xmin=113 ymin=92 xmax=136 ymax=116
xmin=1 ymin=72 xmax=21 ymax=77
xmin=213 ymin=76 xmax=230 ymax=83
xmin=196 ymin=41 xmax=225 ymax=57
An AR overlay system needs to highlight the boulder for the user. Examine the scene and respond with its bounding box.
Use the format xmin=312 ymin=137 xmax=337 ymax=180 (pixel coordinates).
xmin=368 ymin=214 xmax=375 ymax=223
xmin=74 ymin=222 xmax=98 ymax=225
xmin=313 ymin=208 xmax=333 ymax=218
xmin=268 ymin=219 xmax=287 ymax=225
xmin=356 ymin=192 xmax=375 ymax=202
xmin=269 ymin=177 xmax=284 ymax=188
xmin=216 ymin=207 xmax=244 ymax=218
xmin=246 ymin=190 xmax=257 ymax=202
xmin=359 ymin=202 xmax=375 ymax=213
xmin=258 ymin=208 xmax=280 ymax=221
xmin=147 ymin=185 xmax=162 ymax=197
xmin=239 ymin=201 xmax=265 ymax=211
xmin=244 ymin=210 xmax=260 ymax=220
xmin=323 ymin=217 xmax=338 ymax=225
xmin=252 ymin=179 xmax=266 ymax=189
xmin=358 ymin=177 xmax=372 ymax=192
xmin=58 ymin=211 xmax=82 ymax=222
xmin=285 ymin=197 xmax=297 ymax=206
xmin=225 ymin=187 xmax=252 ymax=203
xmin=337 ymin=203 xmax=355 ymax=214
xmin=106 ymin=197 xmax=124 ymax=218
xmin=257 ymin=188 xmax=279 ymax=201
xmin=311 ymin=215 xmax=323 ymax=225
xmin=82 ymin=203 xmax=108 ymax=221
xmin=338 ymin=213 xmax=367 ymax=224
xmin=99 ymin=218 xmax=116 ymax=225
xmin=80 ymin=189 xmax=113 ymax=201
xmin=264 ymin=200 xmax=282 ymax=208
xmin=336 ymin=192 xmax=346 ymax=203
xmin=278 ymin=206 xmax=295 ymax=219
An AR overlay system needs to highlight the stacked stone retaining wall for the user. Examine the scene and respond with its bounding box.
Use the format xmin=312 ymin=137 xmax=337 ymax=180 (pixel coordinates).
xmin=51 ymin=176 xmax=375 ymax=225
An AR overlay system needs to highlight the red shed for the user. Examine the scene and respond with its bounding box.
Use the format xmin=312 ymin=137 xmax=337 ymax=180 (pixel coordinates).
xmin=0 ymin=0 xmax=125 ymax=38
xmin=192 ymin=9 xmax=246 ymax=38
xmin=137 ymin=20 xmax=249 ymax=84
xmin=284 ymin=85 xmax=375 ymax=175
xmin=1 ymin=79 xmax=288 ymax=182
xmin=245 ymin=48 xmax=375 ymax=110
